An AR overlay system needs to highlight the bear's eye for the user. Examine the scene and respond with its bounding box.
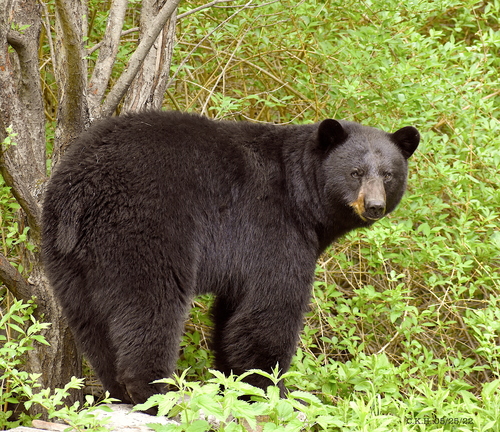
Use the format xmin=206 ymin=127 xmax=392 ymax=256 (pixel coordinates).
xmin=383 ymin=172 xmax=393 ymax=181
xmin=351 ymin=169 xmax=364 ymax=179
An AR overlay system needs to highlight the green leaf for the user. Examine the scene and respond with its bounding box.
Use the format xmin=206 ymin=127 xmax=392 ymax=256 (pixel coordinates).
xmin=31 ymin=335 xmax=50 ymax=345
xmin=275 ymin=400 xmax=294 ymax=420
xmin=288 ymin=391 xmax=321 ymax=406
xmin=185 ymin=420 xmax=210 ymax=432
xmin=482 ymin=379 xmax=500 ymax=399
xmin=193 ymin=394 xmax=223 ymax=419
xmin=7 ymin=323 xmax=25 ymax=334
xmin=147 ymin=423 xmax=182 ymax=432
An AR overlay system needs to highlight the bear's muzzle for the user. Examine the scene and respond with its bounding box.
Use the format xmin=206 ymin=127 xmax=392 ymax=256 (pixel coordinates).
xmin=350 ymin=177 xmax=386 ymax=221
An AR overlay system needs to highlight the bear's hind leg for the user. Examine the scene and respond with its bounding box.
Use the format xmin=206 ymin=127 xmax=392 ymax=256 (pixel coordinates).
xmin=111 ymin=293 xmax=191 ymax=405
xmin=52 ymin=273 xmax=133 ymax=403
xmin=76 ymin=319 xmax=132 ymax=404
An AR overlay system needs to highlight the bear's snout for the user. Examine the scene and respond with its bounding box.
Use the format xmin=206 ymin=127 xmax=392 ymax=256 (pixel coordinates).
xmin=362 ymin=177 xmax=386 ymax=220
xmin=364 ymin=198 xmax=386 ymax=220
xmin=350 ymin=177 xmax=387 ymax=221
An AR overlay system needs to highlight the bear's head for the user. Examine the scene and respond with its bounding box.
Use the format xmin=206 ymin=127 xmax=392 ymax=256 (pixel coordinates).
xmin=317 ymin=119 xmax=420 ymax=223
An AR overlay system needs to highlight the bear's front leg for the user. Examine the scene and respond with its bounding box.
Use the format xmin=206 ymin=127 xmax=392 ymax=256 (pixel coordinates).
xmin=211 ymin=286 xmax=311 ymax=396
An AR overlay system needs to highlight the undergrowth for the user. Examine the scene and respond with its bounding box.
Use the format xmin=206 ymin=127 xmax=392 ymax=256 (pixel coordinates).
xmin=1 ymin=0 xmax=499 ymax=430
xmin=169 ymin=0 xmax=500 ymax=429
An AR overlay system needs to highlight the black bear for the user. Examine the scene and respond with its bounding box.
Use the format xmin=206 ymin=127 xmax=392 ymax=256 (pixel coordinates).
xmin=42 ymin=111 xmax=419 ymax=406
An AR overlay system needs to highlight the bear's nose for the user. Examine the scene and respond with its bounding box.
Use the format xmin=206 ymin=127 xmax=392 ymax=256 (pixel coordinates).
xmin=364 ymin=199 xmax=385 ymax=220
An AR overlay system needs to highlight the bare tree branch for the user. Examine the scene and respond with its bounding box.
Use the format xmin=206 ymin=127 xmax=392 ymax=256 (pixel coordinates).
xmin=0 ymin=252 xmax=32 ymax=301
xmin=40 ymin=0 xmax=57 ymax=85
xmin=122 ymin=0 xmax=177 ymax=112
xmin=100 ymin=0 xmax=181 ymax=117
xmin=87 ymin=0 xmax=128 ymax=118
xmin=177 ymin=0 xmax=240 ymax=19
xmin=0 ymin=158 xmax=43 ymax=239
xmin=85 ymin=0 xmax=245 ymax=63
xmin=165 ymin=0 xmax=255 ymax=90
xmin=52 ymin=0 xmax=89 ymax=164
xmin=87 ymin=27 xmax=139 ymax=56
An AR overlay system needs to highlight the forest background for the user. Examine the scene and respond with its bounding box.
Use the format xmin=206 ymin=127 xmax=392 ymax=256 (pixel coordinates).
xmin=1 ymin=0 xmax=500 ymax=431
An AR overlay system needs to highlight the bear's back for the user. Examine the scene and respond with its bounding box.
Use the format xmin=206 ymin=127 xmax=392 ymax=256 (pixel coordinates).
xmin=58 ymin=111 xmax=285 ymax=190
xmin=43 ymin=112 xmax=300 ymax=262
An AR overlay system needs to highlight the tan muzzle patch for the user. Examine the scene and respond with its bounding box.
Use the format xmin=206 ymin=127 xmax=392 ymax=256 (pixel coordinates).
xmin=350 ymin=189 xmax=367 ymax=221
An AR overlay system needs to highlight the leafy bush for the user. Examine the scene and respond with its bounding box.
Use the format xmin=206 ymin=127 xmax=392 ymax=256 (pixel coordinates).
xmin=136 ymin=368 xmax=339 ymax=432
xmin=0 ymin=297 xmax=49 ymax=428
xmin=165 ymin=0 xmax=500 ymax=429
xmin=0 ymin=296 xmax=113 ymax=430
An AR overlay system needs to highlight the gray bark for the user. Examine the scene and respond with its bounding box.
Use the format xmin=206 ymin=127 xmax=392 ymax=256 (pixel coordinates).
xmin=100 ymin=0 xmax=180 ymax=116
xmin=52 ymin=0 xmax=90 ymax=165
xmin=87 ymin=0 xmax=128 ymax=119
xmin=0 ymin=0 xmax=45 ymax=238
xmin=122 ymin=0 xmax=178 ymax=112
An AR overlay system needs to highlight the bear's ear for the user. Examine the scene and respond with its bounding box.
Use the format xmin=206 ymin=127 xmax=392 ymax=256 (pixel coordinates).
xmin=391 ymin=126 xmax=420 ymax=159
xmin=316 ymin=119 xmax=348 ymax=151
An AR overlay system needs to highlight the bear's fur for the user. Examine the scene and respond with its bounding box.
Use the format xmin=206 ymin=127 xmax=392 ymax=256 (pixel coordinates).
xmin=42 ymin=111 xmax=419 ymax=405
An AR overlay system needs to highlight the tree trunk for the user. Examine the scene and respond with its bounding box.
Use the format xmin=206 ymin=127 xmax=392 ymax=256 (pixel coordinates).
xmin=26 ymin=265 xmax=83 ymax=417
xmin=0 ymin=0 xmax=83 ymax=417
xmin=0 ymin=0 xmax=45 ymax=237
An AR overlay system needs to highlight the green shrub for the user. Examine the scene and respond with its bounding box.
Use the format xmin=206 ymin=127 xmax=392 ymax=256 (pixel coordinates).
xmin=0 ymin=296 xmax=113 ymax=430
xmin=167 ymin=0 xmax=500 ymax=429
xmin=0 ymin=297 xmax=49 ymax=428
